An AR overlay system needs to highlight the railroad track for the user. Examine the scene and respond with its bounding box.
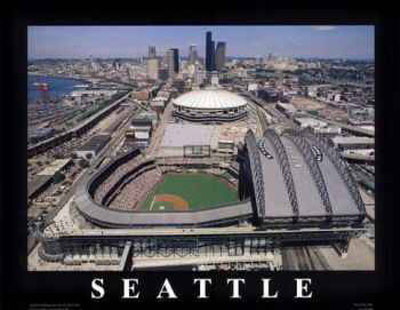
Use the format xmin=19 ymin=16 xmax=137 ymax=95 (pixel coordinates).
xmin=309 ymin=246 xmax=331 ymax=270
xmin=28 ymin=104 xmax=137 ymax=255
xmin=281 ymin=246 xmax=331 ymax=270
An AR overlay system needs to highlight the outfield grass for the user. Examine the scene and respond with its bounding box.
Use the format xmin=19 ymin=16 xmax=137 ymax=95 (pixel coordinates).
xmin=140 ymin=173 xmax=238 ymax=212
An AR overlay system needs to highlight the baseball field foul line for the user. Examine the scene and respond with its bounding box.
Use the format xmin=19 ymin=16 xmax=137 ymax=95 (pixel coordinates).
xmin=149 ymin=195 xmax=156 ymax=211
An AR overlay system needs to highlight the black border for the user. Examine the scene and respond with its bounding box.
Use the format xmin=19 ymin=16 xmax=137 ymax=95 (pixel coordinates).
xmin=1 ymin=7 xmax=398 ymax=310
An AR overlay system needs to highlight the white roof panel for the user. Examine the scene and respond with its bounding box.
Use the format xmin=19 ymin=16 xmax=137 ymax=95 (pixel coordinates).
xmin=173 ymin=89 xmax=247 ymax=109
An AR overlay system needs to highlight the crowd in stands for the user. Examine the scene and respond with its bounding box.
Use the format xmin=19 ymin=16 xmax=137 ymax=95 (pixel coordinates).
xmin=108 ymin=168 xmax=162 ymax=211
xmin=93 ymin=155 xmax=238 ymax=212
xmin=94 ymin=156 xmax=142 ymax=203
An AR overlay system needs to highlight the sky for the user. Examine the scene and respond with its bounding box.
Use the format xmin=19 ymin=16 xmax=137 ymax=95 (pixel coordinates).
xmin=28 ymin=26 xmax=374 ymax=60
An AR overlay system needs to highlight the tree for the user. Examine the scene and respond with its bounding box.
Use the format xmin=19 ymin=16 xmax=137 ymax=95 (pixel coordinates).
xmin=53 ymin=171 xmax=65 ymax=184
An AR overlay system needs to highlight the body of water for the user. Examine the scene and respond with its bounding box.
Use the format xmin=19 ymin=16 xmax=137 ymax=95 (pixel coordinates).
xmin=28 ymin=74 xmax=87 ymax=104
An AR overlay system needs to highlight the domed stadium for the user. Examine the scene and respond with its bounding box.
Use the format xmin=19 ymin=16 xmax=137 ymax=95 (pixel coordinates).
xmin=172 ymin=89 xmax=248 ymax=122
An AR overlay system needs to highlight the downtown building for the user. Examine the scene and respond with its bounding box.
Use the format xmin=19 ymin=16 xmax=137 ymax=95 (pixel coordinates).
xmin=148 ymin=46 xmax=157 ymax=58
xmin=215 ymin=42 xmax=226 ymax=71
xmin=166 ymin=48 xmax=179 ymax=79
xmin=147 ymin=46 xmax=159 ymax=80
xmin=206 ymin=31 xmax=226 ymax=73
xmin=189 ymin=44 xmax=198 ymax=64
xmin=147 ymin=58 xmax=160 ymax=80
xmin=205 ymin=31 xmax=215 ymax=72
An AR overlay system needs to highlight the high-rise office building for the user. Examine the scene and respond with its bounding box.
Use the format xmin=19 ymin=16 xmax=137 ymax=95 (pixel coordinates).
xmin=189 ymin=45 xmax=198 ymax=64
xmin=113 ymin=59 xmax=121 ymax=71
xmin=205 ymin=31 xmax=215 ymax=72
xmin=173 ymin=49 xmax=179 ymax=73
xmin=90 ymin=56 xmax=99 ymax=73
xmin=166 ymin=49 xmax=173 ymax=77
xmin=166 ymin=48 xmax=179 ymax=78
xmin=148 ymin=46 xmax=157 ymax=58
xmin=211 ymin=40 xmax=215 ymax=70
xmin=147 ymin=58 xmax=160 ymax=80
xmin=215 ymin=42 xmax=226 ymax=71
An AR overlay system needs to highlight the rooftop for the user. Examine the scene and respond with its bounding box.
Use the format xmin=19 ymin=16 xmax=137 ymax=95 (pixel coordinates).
xmin=161 ymin=124 xmax=218 ymax=148
xmin=78 ymin=134 xmax=111 ymax=153
xmin=37 ymin=159 xmax=72 ymax=177
xmin=28 ymin=175 xmax=53 ymax=199
xmin=276 ymin=102 xmax=297 ymax=113
xmin=173 ymin=89 xmax=247 ymax=110
xmin=248 ymin=130 xmax=364 ymax=220
xmin=294 ymin=117 xmax=328 ymax=128
xmin=331 ymin=136 xmax=375 ymax=146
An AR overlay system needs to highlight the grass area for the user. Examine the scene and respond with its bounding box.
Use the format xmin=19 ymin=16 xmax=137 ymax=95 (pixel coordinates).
xmin=140 ymin=173 xmax=238 ymax=212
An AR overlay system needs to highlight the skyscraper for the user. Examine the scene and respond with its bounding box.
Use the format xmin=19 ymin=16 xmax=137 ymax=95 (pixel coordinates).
xmin=113 ymin=59 xmax=121 ymax=71
xmin=166 ymin=48 xmax=179 ymax=78
xmin=205 ymin=31 xmax=215 ymax=72
xmin=215 ymin=42 xmax=226 ymax=71
xmin=148 ymin=46 xmax=157 ymax=58
xmin=189 ymin=45 xmax=198 ymax=64
xmin=210 ymin=40 xmax=215 ymax=70
xmin=147 ymin=58 xmax=159 ymax=80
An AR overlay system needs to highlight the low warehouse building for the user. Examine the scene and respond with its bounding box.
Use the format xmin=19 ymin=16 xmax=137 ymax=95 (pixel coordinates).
xmin=129 ymin=118 xmax=153 ymax=149
xmin=75 ymin=134 xmax=111 ymax=161
xmin=330 ymin=136 xmax=375 ymax=151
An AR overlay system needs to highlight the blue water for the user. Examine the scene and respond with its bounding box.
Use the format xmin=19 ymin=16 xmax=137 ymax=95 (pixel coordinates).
xmin=28 ymin=74 xmax=86 ymax=104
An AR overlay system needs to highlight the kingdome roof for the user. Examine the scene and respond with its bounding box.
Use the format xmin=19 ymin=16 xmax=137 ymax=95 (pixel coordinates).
xmin=173 ymin=89 xmax=247 ymax=110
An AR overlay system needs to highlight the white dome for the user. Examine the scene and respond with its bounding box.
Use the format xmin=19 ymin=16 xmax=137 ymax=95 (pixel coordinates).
xmin=173 ymin=89 xmax=247 ymax=110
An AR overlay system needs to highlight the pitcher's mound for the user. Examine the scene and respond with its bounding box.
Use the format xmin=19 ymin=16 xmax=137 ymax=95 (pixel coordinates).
xmin=154 ymin=194 xmax=189 ymax=211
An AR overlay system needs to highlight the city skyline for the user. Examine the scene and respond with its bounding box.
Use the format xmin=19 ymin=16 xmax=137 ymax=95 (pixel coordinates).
xmin=28 ymin=25 xmax=374 ymax=60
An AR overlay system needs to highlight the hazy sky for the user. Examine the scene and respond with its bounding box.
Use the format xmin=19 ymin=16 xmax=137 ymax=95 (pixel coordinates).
xmin=28 ymin=25 xmax=374 ymax=60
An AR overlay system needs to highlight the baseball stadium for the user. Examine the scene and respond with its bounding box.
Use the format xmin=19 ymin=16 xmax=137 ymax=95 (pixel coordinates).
xmin=35 ymin=89 xmax=367 ymax=270
xmin=38 ymin=128 xmax=366 ymax=268
xmin=68 ymin=126 xmax=364 ymax=229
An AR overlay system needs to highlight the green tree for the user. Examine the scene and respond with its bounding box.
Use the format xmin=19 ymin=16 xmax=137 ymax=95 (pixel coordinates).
xmin=53 ymin=171 xmax=65 ymax=184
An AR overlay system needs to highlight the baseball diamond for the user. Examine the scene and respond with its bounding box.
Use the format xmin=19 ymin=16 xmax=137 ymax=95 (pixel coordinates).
xmin=140 ymin=173 xmax=238 ymax=211
xmin=151 ymin=194 xmax=189 ymax=211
